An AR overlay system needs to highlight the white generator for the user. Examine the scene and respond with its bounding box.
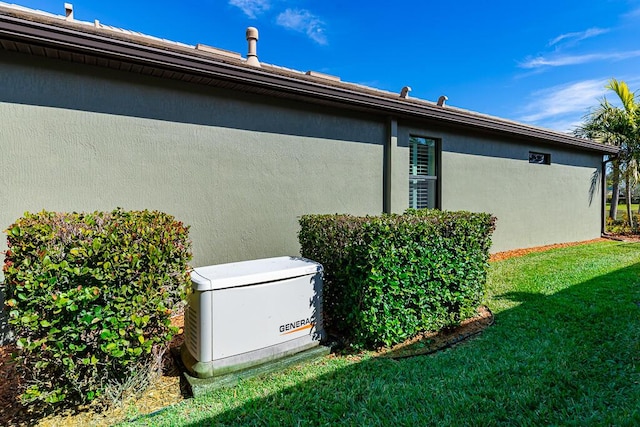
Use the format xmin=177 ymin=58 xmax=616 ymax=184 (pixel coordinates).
xmin=181 ymin=256 xmax=324 ymax=379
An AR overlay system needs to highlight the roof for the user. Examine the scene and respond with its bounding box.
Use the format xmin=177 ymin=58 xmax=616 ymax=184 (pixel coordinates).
xmin=0 ymin=2 xmax=619 ymax=155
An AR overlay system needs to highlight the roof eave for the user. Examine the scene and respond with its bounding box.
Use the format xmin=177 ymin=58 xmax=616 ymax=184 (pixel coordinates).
xmin=0 ymin=11 xmax=619 ymax=155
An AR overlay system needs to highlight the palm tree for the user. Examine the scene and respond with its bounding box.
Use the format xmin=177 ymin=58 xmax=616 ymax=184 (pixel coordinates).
xmin=575 ymin=79 xmax=640 ymax=227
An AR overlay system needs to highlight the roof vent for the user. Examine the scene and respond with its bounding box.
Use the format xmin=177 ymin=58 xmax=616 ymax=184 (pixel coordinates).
xmin=400 ymin=86 xmax=411 ymax=99
xmin=64 ymin=3 xmax=73 ymax=20
xmin=245 ymin=27 xmax=260 ymax=67
xmin=437 ymin=95 xmax=448 ymax=107
xmin=305 ymin=71 xmax=341 ymax=82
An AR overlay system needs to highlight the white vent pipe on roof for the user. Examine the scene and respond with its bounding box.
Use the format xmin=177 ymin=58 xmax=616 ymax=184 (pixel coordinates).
xmin=64 ymin=3 xmax=73 ymax=20
xmin=246 ymin=27 xmax=260 ymax=67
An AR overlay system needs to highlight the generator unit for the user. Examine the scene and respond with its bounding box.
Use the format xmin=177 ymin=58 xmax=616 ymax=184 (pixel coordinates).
xmin=181 ymin=256 xmax=324 ymax=379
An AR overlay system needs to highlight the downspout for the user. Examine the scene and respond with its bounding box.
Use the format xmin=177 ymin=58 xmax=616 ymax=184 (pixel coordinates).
xmin=601 ymin=155 xmax=617 ymax=235
xmin=383 ymin=117 xmax=398 ymax=213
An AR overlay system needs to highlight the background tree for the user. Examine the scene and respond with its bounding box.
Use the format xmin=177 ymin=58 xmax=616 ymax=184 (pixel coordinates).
xmin=575 ymin=79 xmax=639 ymax=226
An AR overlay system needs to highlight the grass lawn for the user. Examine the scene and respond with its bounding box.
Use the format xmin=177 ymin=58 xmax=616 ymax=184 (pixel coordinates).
xmin=124 ymin=240 xmax=640 ymax=426
xmin=606 ymin=203 xmax=639 ymax=217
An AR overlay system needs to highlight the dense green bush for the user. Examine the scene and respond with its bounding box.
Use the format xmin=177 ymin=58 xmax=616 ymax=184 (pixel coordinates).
xmin=2 ymin=209 xmax=191 ymax=408
xmin=299 ymin=209 xmax=495 ymax=349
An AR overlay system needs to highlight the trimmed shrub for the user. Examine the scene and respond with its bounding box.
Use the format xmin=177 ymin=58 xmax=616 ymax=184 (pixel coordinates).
xmin=2 ymin=209 xmax=191 ymax=408
xmin=298 ymin=209 xmax=495 ymax=349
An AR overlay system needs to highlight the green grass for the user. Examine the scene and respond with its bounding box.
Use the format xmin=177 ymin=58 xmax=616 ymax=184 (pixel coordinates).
xmin=606 ymin=203 xmax=640 ymax=217
xmin=124 ymin=241 xmax=640 ymax=426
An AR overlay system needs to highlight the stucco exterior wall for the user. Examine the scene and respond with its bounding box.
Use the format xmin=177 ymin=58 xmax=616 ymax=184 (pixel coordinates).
xmin=398 ymin=126 xmax=603 ymax=253
xmin=0 ymin=53 xmax=386 ymax=274
xmin=0 ymin=52 xmax=606 ymax=270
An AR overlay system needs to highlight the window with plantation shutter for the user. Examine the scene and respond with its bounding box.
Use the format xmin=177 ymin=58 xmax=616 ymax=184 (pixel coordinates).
xmin=409 ymin=136 xmax=437 ymax=209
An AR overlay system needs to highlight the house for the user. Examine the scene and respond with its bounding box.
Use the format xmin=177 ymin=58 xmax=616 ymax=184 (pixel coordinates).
xmin=0 ymin=3 xmax=618 ymax=274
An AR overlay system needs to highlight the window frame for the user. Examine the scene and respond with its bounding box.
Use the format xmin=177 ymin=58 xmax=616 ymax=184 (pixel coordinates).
xmin=409 ymin=135 xmax=440 ymax=210
xmin=529 ymin=151 xmax=551 ymax=165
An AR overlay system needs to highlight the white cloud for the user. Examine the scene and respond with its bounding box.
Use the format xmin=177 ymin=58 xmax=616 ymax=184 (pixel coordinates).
xmin=548 ymin=27 xmax=609 ymax=46
xmin=623 ymin=7 xmax=640 ymax=18
xmin=517 ymin=77 xmax=640 ymax=131
xmin=517 ymin=79 xmax=609 ymax=131
xmin=276 ymin=9 xmax=327 ymax=45
xmin=519 ymin=50 xmax=640 ymax=69
xmin=229 ymin=0 xmax=270 ymax=19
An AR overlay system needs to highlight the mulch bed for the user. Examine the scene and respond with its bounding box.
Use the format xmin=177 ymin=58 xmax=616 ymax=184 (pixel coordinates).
xmin=602 ymin=234 xmax=640 ymax=243
xmin=489 ymin=237 xmax=607 ymax=262
xmin=489 ymin=235 xmax=640 ymax=262
xmin=0 ymin=344 xmax=25 ymax=425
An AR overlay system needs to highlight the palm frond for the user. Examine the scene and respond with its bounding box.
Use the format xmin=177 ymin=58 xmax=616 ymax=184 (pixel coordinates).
xmin=606 ymin=79 xmax=637 ymax=116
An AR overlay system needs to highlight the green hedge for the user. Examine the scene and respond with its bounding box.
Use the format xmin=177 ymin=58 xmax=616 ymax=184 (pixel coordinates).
xmin=2 ymin=209 xmax=192 ymax=407
xmin=298 ymin=209 xmax=496 ymax=349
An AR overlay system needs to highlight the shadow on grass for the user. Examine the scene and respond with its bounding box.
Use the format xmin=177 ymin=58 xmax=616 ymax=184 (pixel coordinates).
xmin=147 ymin=259 xmax=640 ymax=426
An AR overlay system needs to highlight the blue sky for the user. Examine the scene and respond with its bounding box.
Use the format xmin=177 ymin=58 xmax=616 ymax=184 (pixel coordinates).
xmin=11 ymin=0 xmax=640 ymax=132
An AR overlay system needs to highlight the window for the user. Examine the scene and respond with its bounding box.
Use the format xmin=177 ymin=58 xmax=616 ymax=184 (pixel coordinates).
xmin=529 ymin=151 xmax=551 ymax=165
xmin=409 ymin=136 xmax=437 ymax=209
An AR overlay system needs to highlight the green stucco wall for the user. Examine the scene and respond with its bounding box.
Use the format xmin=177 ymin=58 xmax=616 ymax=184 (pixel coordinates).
xmin=398 ymin=126 xmax=603 ymax=253
xmin=0 ymin=52 xmax=605 ymax=271
xmin=0 ymin=53 xmax=386 ymax=275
